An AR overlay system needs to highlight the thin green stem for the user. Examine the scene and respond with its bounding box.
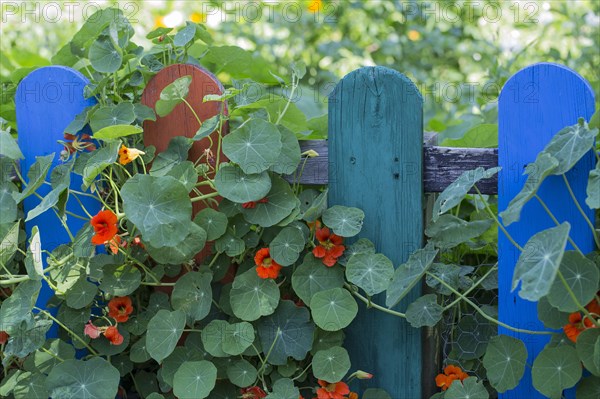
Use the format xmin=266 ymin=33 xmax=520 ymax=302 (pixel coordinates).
xmin=561 ymin=174 xmax=600 ymax=248
xmin=191 ymin=191 xmax=219 ymax=203
xmin=258 ymin=328 xmax=280 ymax=375
xmin=34 ymin=307 xmax=99 ymax=355
xmin=534 ymin=194 xmax=583 ymax=254
xmin=182 ymin=98 xmax=203 ymax=127
xmin=474 ymin=186 xmax=523 ymax=252
xmin=444 ymin=265 xmax=498 ymax=311
xmin=344 ymin=283 xmax=406 ymax=318
xmin=276 ymin=76 xmax=297 ymax=125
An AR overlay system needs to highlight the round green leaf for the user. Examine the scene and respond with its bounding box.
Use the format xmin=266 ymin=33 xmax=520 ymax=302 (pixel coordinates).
xmin=147 ymin=223 xmax=207 ymax=265
xmin=93 ymin=124 xmax=142 ymax=140
xmin=576 ymin=328 xmax=600 ymax=376
xmin=121 ymin=174 xmax=192 ymax=248
xmin=46 ymin=357 xmax=120 ymax=399
xmin=214 ymin=164 xmax=271 ymax=203
xmin=312 ymin=346 xmax=351 ymax=383
xmin=270 ymin=125 xmax=301 ymax=175
xmin=24 ymin=339 xmax=75 ymax=374
xmin=337 ymin=238 xmax=375 ymax=266
xmin=89 ymin=38 xmax=122 ymax=73
xmin=129 ymin=336 xmax=151 ymax=363
xmin=311 ymin=329 xmax=344 ymax=355
xmin=537 ymin=297 xmax=571 ymax=329
xmin=13 ymin=372 xmax=47 ymax=399
xmin=346 ymin=253 xmax=394 ymax=296
xmin=222 ymin=322 xmax=255 ymax=356
xmin=386 ymin=245 xmax=438 ymax=307
xmin=310 ymin=288 xmax=358 ymax=331
xmin=226 ymin=360 xmax=257 ymax=388
xmin=292 ymin=254 xmax=345 ymax=305
xmin=482 ymin=335 xmax=527 ymax=393
xmin=445 ymin=377 xmax=489 ymax=399
xmin=201 ymin=319 xmax=228 ymax=357
xmin=65 ymin=277 xmax=97 ymax=309
xmin=576 ymin=376 xmax=600 ymax=399
xmin=173 ymin=361 xmax=217 ymax=399
xmin=242 ymin=175 xmax=297 ymax=227
xmin=161 ymin=347 xmax=203 ymax=386
xmin=194 ymin=208 xmax=228 ymax=241
xmin=90 ymin=103 xmax=135 ymax=132
xmin=215 ymin=232 xmax=246 ymax=257
xmin=230 ymin=269 xmax=280 ymax=321
xmin=532 ymin=346 xmax=582 ymax=398
xmin=171 ymin=272 xmax=213 ymax=325
xmin=99 ymin=264 xmax=141 ymax=296
xmin=222 ymin=119 xmax=282 ymax=174
xmin=269 ymin=227 xmax=305 ymax=266
xmin=322 ymin=205 xmax=364 ymax=237
xmin=548 ymin=250 xmax=599 ymax=312
xmin=173 ymin=22 xmax=197 ymax=47
xmin=146 ymin=310 xmax=186 ymax=363
xmin=257 ymin=300 xmax=315 ymax=365
xmin=405 ymin=294 xmax=443 ymax=328
xmin=155 ymin=76 xmax=192 ymax=117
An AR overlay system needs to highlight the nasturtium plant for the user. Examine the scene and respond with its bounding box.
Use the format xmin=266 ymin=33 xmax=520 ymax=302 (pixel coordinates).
xmin=1 ymin=7 xmax=599 ymax=399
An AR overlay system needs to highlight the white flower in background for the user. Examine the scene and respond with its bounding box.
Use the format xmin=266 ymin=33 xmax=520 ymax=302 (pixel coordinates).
xmin=584 ymin=12 xmax=600 ymax=27
xmin=539 ymin=11 xmax=554 ymax=25
xmin=163 ymin=11 xmax=184 ymax=28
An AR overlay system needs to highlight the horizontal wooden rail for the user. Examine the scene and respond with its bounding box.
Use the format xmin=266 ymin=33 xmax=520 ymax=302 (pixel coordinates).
xmin=290 ymin=139 xmax=499 ymax=194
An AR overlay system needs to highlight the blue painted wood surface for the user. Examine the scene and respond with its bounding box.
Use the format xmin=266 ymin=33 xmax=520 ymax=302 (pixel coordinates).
xmin=328 ymin=66 xmax=424 ymax=396
xmin=16 ymin=66 xmax=100 ymax=336
xmin=498 ymin=63 xmax=595 ymax=398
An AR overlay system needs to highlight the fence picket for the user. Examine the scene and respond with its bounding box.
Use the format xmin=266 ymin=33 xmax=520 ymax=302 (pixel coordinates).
xmin=498 ymin=62 xmax=596 ymax=398
xmin=15 ymin=66 xmax=100 ymax=336
xmin=328 ymin=66 xmax=424 ymax=396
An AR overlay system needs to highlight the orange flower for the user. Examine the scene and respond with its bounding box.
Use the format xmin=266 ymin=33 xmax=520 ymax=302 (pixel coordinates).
xmin=108 ymin=235 xmax=122 ymax=254
xmin=564 ymin=312 xmax=595 ymax=343
xmin=83 ymin=321 xmax=101 ymax=339
xmin=308 ymin=0 xmax=323 ymax=13
xmin=586 ymin=293 xmax=600 ymax=315
xmin=108 ymin=296 xmax=134 ymax=323
xmin=242 ymin=198 xmax=269 ymax=209
xmin=104 ymin=326 xmax=124 ymax=345
xmin=435 ymin=365 xmax=469 ymax=391
xmin=348 ymin=393 xmax=358 ymax=399
xmin=190 ymin=12 xmax=205 ymax=23
xmin=254 ymin=248 xmax=282 ymax=279
xmin=313 ymin=227 xmax=345 ymax=267
xmin=118 ymin=145 xmax=145 ymax=165
xmin=316 ymin=380 xmax=350 ymax=399
xmin=241 ymin=386 xmax=266 ymax=398
xmin=90 ymin=210 xmax=118 ymax=245
xmin=0 ymin=331 xmax=9 ymax=344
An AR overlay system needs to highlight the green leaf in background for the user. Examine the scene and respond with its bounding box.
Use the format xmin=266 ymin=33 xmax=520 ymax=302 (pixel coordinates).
xmin=301 ymin=189 xmax=328 ymax=222
xmin=531 ymin=346 xmax=582 ymax=398
xmin=576 ymin=328 xmax=600 ymax=376
xmin=150 ymin=136 xmax=193 ymax=176
xmin=4 ymin=317 xmax=52 ymax=359
xmin=214 ymin=163 xmax=271 ymax=203
xmin=311 ymin=346 xmax=351 ymax=383
xmin=12 ymin=371 xmax=48 ymax=399
xmin=46 ymin=357 xmax=120 ymax=399
xmin=441 ymin=123 xmax=498 ymax=148
xmin=346 ymin=253 xmax=394 ymax=296
xmin=173 ymin=361 xmax=217 ymax=399
xmin=425 ymin=263 xmax=463 ymax=295
xmin=425 ymin=214 xmax=493 ymax=249
xmin=292 ymin=254 xmax=345 ymax=305
xmin=201 ymin=45 xmax=280 ymax=84
xmin=0 ymin=280 xmax=41 ymax=334
xmin=500 ymin=152 xmax=559 ymax=225
xmin=386 ymin=245 xmax=438 ymax=307
xmin=24 ymin=339 xmax=75 ymax=374
xmin=543 ymin=118 xmax=598 ymax=175
xmin=90 ymin=103 xmax=135 ymax=132
xmin=65 ymin=276 xmax=97 ymax=309
xmin=0 ymin=221 xmax=20 ymax=266
xmin=432 ymin=167 xmax=500 ymax=221
xmin=270 ymin=125 xmax=301 ymax=175
xmin=146 ymin=310 xmax=186 ymax=363
xmin=257 ymin=300 xmax=315 ymax=365
xmin=93 ymin=124 xmax=142 ymax=140
xmin=266 ymin=378 xmax=300 ymax=399
xmin=222 ymin=119 xmax=282 ymax=174
xmin=121 ymin=174 xmax=192 ymax=248
xmin=81 ymin=141 xmax=120 ymax=189
xmin=171 ymin=271 xmax=213 ymax=325
xmin=445 ymin=377 xmax=489 ymax=399
xmin=89 ymin=37 xmax=122 ymax=73
xmin=241 ymin=175 xmax=296 ymax=227
xmin=13 ymin=153 xmax=53 ymax=203
xmin=577 ymin=376 xmax=600 ymax=399
xmin=201 ymin=319 xmax=228 ymax=357
xmin=322 ymin=205 xmax=364 ymax=237
xmin=0 ymin=182 xmax=18 ymax=223
xmin=215 ymin=232 xmax=246 ymax=257
xmin=25 ymin=183 xmax=67 ymax=221
xmin=337 ymin=238 xmax=375 ymax=266
xmin=166 ymin=161 xmax=198 ymax=192
xmin=230 ymin=269 xmax=280 ymax=321
xmin=147 ymin=222 xmax=207 ymax=265
xmin=194 ymin=208 xmax=228 ymax=241
xmin=270 ymin=226 xmax=305 ymax=266
xmin=0 ymin=130 xmax=23 ymax=160
xmin=99 ymin=264 xmax=141 ymax=297
xmin=173 ymin=22 xmax=197 ymax=47
xmin=512 ymin=223 xmax=570 ymax=301
xmin=537 ymin=297 xmax=571 ymax=329
xmin=310 ymin=288 xmax=358 ymax=331
xmin=155 ymin=76 xmax=192 ymax=117
xmin=547 ymin=250 xmax=599 ymax=312
xmin=362 ymin=389 xmax=392 ymax=399
xmin=222 ymin=322 xmax=255 ymax=356
xmin=226 ymin=360 xmax=257 ymax=388
xmin=585 ymin=162 xmax=599 ymax=209
xmin=134 ymin=104 xmax=156 ymax=123
xmin=405 ymin=294 xmax=443 ymax=328
xmin=24 ymin=226 xmax=42 ymax=280
xmin=482 ymin=335 xmax=527 ymax=393
xmin=193 ymin=115 xmax=220 ymax=141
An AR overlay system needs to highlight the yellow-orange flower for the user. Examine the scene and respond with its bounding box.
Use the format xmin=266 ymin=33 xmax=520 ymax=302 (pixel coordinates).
xmin=118 ymin=145 xmax=145 ymax=165
xmin=408 ymin=30 xmax=421 ymax=41
xmin=308 ymin=0 xmax=323 ymax=13
xmin=435 ymin=365 xmax=468 ymax=391
xmin=190 ymin=12 xmax=205 ymax=23
xmin=155 ymin=16 xmax=166 ymax=28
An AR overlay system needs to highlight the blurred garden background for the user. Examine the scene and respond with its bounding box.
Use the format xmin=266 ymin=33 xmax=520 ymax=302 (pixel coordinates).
xmin=1 ymin=0 xmax=599 ymax=144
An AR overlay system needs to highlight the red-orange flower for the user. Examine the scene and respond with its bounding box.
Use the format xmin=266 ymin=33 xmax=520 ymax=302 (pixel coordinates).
xmin=348 ymin=393 xmax=359 ymax=399
xmin=104 ymin=326 xmax=124 ymax=345
xmin=0 ymin=331 xmax=8 ymax=344
xmin=586 ymin=293 xmax=600 ymax=315
xmin=61 ymin=132 xmax=96 ymax=154
xmin=108 ymin=235 xmax=122 ymax=254
xmin=564 ymin=312 xmax=595 ymax=343
xmin=241 ymin=386 xmax=267 ymax=399
xmin=435 ymin=365 xmax=469 ymax=391
xmin=108 ymin=296 xmax=134 ymax=323
xmin=242 ymin=198 xmax=269 ymax=209
xmin=316 ymin=380 xmax=350 ymax=399
xmin=254 ymin=248 xmax=282 ymax=279
xmin=90 ymin=210 xmax=118 ymax=245
xmin=313 ymin=227 xmax=345 ymax=267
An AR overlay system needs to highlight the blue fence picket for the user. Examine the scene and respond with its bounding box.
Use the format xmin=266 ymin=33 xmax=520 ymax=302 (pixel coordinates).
xmin=328 ymin=66 xmax=424 ymax=396
xmin=498 ymin=62 xmax=596 ymax=398
xmin=16 ymin=66 xmax=100 ymax=337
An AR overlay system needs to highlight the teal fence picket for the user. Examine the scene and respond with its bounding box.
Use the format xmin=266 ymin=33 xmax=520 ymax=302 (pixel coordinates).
xmin=328 ymin=66 xmax=424 ymax=396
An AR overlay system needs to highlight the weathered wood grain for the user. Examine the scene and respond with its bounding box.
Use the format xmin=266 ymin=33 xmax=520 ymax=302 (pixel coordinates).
xmin=288 ymin=140 xmax=499 ymax=193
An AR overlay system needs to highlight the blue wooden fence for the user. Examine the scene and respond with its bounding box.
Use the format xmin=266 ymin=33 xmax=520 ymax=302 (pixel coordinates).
xmin=14 ymin=62 xmax=596 ymax=397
